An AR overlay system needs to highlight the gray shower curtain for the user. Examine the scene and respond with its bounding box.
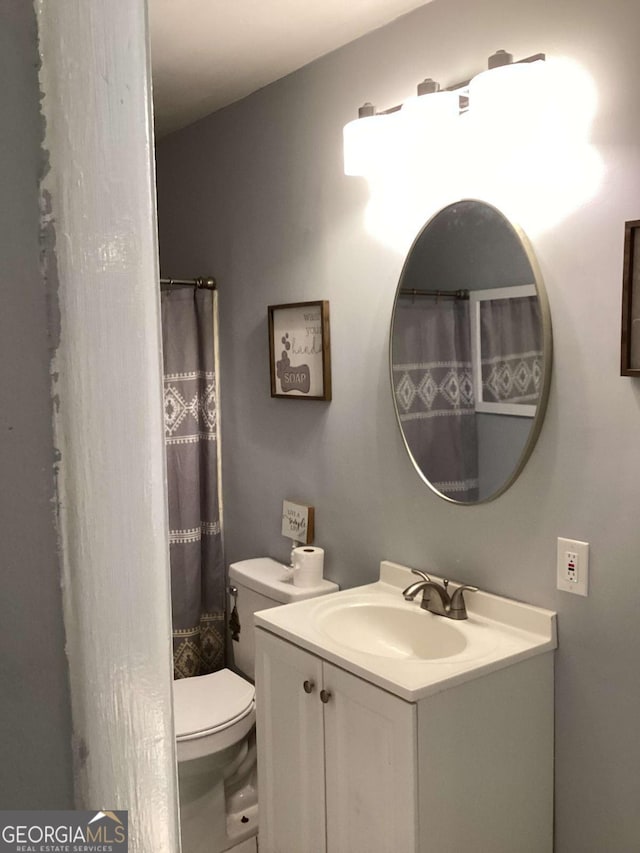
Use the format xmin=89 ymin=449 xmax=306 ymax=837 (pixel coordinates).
xmin=479 ymin=295 xmax=542 ymax=404
xmin=161 ymin=287 xmax=225 ymax=679
xmin=392 ymin=296 xmax=479 ymax=501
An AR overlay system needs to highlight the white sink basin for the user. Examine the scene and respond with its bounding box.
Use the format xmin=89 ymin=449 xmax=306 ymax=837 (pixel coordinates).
xmin=315 ymin=600 xmax=467 ymax=660
xmin=255 ymin=560 xmax=557 ymax=701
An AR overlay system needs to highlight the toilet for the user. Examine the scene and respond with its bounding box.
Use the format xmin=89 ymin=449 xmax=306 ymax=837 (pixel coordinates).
xmin=173 ymin=557 xmax=338 ymax=853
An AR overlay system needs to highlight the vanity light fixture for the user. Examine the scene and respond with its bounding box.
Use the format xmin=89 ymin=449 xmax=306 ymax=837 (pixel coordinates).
xmin=343 ymin=49 xmax=545 ymax=177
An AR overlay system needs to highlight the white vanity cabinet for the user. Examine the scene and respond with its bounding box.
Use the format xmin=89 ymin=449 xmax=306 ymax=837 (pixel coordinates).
xmin=255 ymin=629 xmax=554 ymax=853
xmin=254 ymin=562 xmax=556 ymax=853
xmin=255 ymin=627 xmax=418 ymax=853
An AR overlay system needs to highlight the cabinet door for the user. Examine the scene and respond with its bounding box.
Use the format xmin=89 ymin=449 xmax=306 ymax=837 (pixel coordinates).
xmin=323 ymin=662 xmax=418 ymax=853
xmin=255 ymin=629 xmax=326 ymax=853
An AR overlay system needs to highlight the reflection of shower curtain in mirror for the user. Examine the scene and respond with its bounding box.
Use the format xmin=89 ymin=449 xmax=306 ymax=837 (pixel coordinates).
xmin=392 ymin=297 xmax=479 ymax=501
xmin=161 ymin=288 xmax=225 ymax=679
xmin=480 ymin=296 xmax=542 ymax=403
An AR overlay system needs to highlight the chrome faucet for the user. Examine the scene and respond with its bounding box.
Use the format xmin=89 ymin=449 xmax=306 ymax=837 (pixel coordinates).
xmin=402 ymin=569 xmax=478 ymax=620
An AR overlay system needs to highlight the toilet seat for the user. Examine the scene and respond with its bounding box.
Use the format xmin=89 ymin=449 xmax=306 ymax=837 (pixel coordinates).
xmin=174 ymin=669 xmax=256 ymax=762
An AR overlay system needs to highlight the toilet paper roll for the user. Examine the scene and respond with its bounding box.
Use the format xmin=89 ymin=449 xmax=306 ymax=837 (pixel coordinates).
xmin=292 ymin=546 xmax=325 ymax=587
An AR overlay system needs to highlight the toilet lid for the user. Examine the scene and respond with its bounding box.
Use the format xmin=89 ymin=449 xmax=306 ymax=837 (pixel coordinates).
xmin=173 ymin=669 xmax=255 ymax=740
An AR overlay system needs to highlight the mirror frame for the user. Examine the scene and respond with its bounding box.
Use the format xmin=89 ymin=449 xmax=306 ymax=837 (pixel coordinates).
xmin=389 ymin=199 xmax=553 ymax=505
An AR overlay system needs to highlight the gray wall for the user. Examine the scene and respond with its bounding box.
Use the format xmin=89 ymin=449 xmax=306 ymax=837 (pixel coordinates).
xmin=0 ymin=2 xmax=73 ymax=806
xmin=156 ymin=0 xmax=640 ymax=849
xmin=477 ymin=412 xmax=531 ymax=497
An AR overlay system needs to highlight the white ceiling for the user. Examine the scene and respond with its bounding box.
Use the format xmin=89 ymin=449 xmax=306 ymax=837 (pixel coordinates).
xmin=149 ymin=0 xmax=433 ymax=137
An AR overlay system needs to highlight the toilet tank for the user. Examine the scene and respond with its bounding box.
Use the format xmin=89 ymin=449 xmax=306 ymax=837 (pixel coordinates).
xmin=229 ymin=557 xmax=338 ymax=681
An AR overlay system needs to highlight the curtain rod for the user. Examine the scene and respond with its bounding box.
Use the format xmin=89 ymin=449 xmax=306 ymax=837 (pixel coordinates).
xmin=400 ymin=288 xmax=469 ymax=300
xmin=160 ymin=276 xmax=217 ymax=291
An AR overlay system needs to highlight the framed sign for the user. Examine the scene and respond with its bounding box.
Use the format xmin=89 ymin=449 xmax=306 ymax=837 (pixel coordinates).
xmin=281 ymin=500 xmax=315 ymax=545
xmin=621 ymin=219 xmax=640 ymax=376
xmin=268 ymin=300 xmax=332 ymax=400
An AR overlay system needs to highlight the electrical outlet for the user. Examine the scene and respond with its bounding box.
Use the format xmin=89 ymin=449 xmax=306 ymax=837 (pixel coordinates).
xmin=565 ymin=551 xmax=578 ymax=583
xmin=557 ymin=537 xmax=589 ymax=596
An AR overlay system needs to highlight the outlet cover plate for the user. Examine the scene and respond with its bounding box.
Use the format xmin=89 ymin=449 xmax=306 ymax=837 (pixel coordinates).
xmin=557 ymin=537 xmax=589 ymax=596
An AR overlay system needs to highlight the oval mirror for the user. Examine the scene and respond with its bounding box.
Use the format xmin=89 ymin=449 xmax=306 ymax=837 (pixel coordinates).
xmin=390 ymin=199 xmax=552 ymax=504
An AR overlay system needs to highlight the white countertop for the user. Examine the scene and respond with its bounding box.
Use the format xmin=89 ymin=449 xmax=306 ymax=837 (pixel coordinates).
xmin=254 ymin=560 xmax=557 ymax=702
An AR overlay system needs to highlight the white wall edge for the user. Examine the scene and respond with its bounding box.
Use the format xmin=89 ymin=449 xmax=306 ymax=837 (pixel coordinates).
xmin=36 ymin=1 xmax=180 ymax=849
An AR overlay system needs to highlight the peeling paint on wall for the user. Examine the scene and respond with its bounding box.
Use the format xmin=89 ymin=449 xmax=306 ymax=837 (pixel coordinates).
xmin=35 ymin=1 xmax=180 ymax=848
xmin=0 ymin=0 xmax=74 ymax=807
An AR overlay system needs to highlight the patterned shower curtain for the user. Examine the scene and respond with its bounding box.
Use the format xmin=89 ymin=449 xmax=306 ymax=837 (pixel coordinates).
xmin=161 ymin=287 xmax=225 ymax=679
xmin=392 ymin=296 xmax=479 ymax=501
xmin=479 ymin=295 xmax=542 ymax=404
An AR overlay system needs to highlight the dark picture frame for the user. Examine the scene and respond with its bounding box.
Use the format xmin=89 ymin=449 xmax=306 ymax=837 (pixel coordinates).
xmin=268 ymin=300 xmax=332 ymax=400
xmin=621 ymin=219 xmax=640 ymax=376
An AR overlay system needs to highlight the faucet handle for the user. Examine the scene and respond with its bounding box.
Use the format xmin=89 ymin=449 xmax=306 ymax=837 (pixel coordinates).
xmin=411 ymin=569 xmax=432 ymax=583
xmin=449 ymin=584 xmax=479 ymax=619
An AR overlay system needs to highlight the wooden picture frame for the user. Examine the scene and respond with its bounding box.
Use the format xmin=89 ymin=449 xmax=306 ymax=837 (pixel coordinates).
xmin=268 ymin=301 xmax=332 ymax=400
xmin=621 ymin=220 xmax=640 ymax=376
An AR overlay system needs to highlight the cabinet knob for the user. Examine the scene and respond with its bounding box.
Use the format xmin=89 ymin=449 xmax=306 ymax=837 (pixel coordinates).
xmin=303 ymin=680 xmax=315 ymax=694
xmin=320 ymin=689 xmax=332 ymax=704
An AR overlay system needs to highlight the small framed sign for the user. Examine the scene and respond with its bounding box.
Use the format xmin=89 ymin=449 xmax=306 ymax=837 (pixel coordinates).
xmin=281 ymin=500 xmax=315 ymax=545
xmin=268 ymin=300 xmax=332 ymax=400
xmin=621 ymin=219 xmax=640 ymax=376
